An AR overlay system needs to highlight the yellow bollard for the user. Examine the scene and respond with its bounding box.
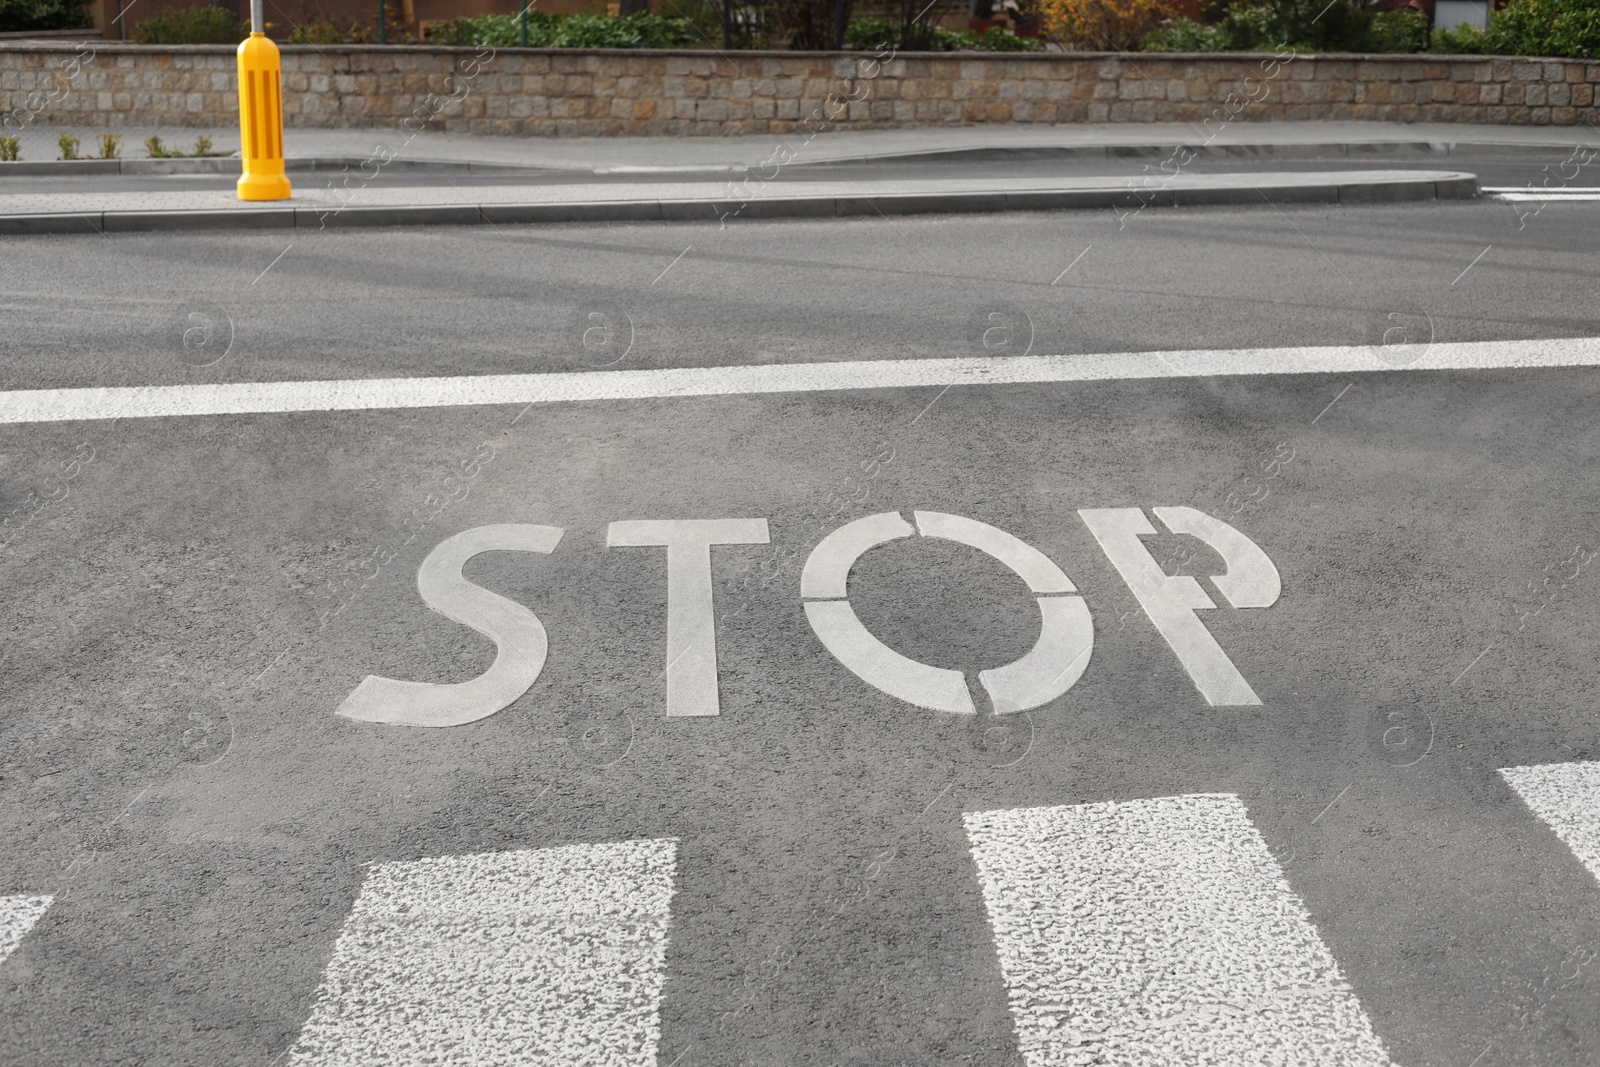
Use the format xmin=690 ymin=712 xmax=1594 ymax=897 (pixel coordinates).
xmin=236 ymin=30 xmax=291 ymax=201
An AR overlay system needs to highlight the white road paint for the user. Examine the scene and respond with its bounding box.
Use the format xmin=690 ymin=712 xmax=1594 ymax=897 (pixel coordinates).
xmin=804 ymin=599 xmax=976 ymax=714
xmin=913 ymin=510 xmax=1076 ymax=594
xmin=0 ymin=895 xmax=51 ymax=967
xmin=1485 ymin=188 xmax=1600 ymax=201
xmin=337 ymin=524 xmax=563 ymax=728
xmin=1078 ymin=507 xmax=1275 ymax=705
xmin=606 ymin=518 xmax=770 ymax=717
xmin=803 ymin=511 xmax=974 ymax=714
xmin=1152 ymin=506 xmax=1280 ymax=608
xmin=286 ymin=839 xmax=679 ymax=1067
xmin=803 ymin=510 xmax=1093 ymax=715
xmin=3 ymin=338 xmax=1600 ymax=425
xmin=800 ymin=510 xmax=915 ymax=599
xmin=1492 ymin=194 xmax=1600 ymax=203
xmin=910 ymin=511 xmax=1094 ymax=714
xmin=1501 ymin=761 xmax=1600 ymax=884
xmin=963 ymin=795 xmax=1397 ymax=1067
xmin=978 ymin=594 xmax=1095 ymax=715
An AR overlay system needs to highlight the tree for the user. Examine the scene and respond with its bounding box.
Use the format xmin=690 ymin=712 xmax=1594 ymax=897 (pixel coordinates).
xmin=0 ymin=0 xmax=91 ymax=32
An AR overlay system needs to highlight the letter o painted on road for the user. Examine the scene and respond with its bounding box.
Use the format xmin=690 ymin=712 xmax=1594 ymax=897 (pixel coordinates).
xmin=801 ymin=511 xmax=1094 ymax=715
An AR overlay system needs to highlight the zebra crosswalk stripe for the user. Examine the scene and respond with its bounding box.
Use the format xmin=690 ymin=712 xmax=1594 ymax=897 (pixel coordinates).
xmin=963 ymin=795 xmax=1399 ymax=1067
xmin=0 ymin=895 xmax=52 ymax=968
xmin=284 ymin=839 xmax=679 ymax=1067
xmin=1500 ymin=760 xmax=1600 ymax=885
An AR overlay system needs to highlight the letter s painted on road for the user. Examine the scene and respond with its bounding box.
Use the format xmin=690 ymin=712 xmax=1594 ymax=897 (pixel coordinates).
xmin=336 ymin=524 xmax=563 ymax=728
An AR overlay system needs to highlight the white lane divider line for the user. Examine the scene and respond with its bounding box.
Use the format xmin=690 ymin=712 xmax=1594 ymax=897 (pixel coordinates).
xmin=285 ymin=839 xmax=679 ymax=1067
xmin=1483 ymin=187 xmax=1600 ymax=196
xmin=0 ymin=894 xmax=52 ymax=967
xmin=1501 ymin=761 xmax=1600 ymax=884
xmin=1491 ymin=193 xmax=1600 ymax=202
xmin=963 ymin=795 xmax=1398 ymax=1067
xmin=3 ymin=337 xmax=1600 ymax=426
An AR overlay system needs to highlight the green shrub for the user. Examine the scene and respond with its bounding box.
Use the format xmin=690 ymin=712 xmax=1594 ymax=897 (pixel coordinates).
xmin=0 ymin=136 xmax=20 ymax=162
xmin=144 ymin=135 xmax=222 ymax=158
xmin=1216 ymin=0 xmax=1371 ymax=51
xmin=844 ymin=15 xmax=1044 ymax=51
xmin=1478 ymin=0 xmax=1600 ymax=58
xmin=662 ymin=0 xmax=752 ymax=47
xmin=1148 ymin=0 xmax=1598 ymax=55
xmin=428 ymin=11 xmax=696 ymax=49
xmin=845 ymin=16 xmax=931 ymax=49
xmin=1144 ymin=1 xmax=1430 ymax=53
xmin=1200 ymin=3 xmax=1286 ymax=50
xmin=1430 ymin=22 xmax=1489 ymax=52
xmin=1367 ymin=7 xmax=1428 ymax=52
xmin=1138 ymin=3 xmax=1285 ymax=51
xmin=953 ymin=25 xmax=1047 ymax=50
xmin=289 ymin=20 xmax=343 ymax=44
xmin=131 ymin=5 xmax=247 ymax=44
xmin=1140 ymin=15 xmax=1231 ymax=50
xmin=0 ymin=0 xmax=90 ymax=32
xmin=96 ymin=131 xmax=121 ymax=159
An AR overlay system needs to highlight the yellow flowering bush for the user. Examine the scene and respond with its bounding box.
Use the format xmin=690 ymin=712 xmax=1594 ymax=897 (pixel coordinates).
xmin=1042 ymin=0 xmax=1187 ymax=50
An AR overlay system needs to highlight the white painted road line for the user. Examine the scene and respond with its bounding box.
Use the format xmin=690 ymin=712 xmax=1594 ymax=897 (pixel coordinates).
xmin=1501 ymin=761 xmax=1600 ymax=884
xmin=801 ymin=510 xmax=1097 ymax=716
xmin=3 ymin=337 xmax=1600 ymax=425
xmin=963 ymin=795 xmax=1397 ymax=1067
xmin=1483 ymin=187 xmax=1600 ymax=200
xmin=0 ymin=895 xmax=51 ymax=967
xmin=1492 ymin=193 xmax=1600 ymax=202
xmin=607 ymin=518 xmax=771 ymax=718
xmin=1078 ymin=508 xmax=1271 ymax=706
xmin=336 ymin=524 xmax=564 ymax=729
xmin=285 ymin=839 xmax=679 ymax=1067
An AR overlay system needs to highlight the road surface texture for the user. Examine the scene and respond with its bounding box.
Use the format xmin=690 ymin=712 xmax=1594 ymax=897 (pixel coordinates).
xmin=1 ymin=172 xmax=1598 ymax=1067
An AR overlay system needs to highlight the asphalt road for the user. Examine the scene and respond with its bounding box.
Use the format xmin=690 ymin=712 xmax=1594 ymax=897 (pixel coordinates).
xmin=1 ymin=191 xmax=1599 ymax=1067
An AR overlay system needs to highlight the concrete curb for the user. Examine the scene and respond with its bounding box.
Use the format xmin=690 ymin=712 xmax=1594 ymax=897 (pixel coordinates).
xmin=0 ymin=173 xmax=1479 ymax=235
xmin=0 ymin=138 xmax=1571 ymax=179
xmin=0 ymin=157 xmax=546 ymax=176
xmin=797 ymin=140 xmax=1584 ymax=167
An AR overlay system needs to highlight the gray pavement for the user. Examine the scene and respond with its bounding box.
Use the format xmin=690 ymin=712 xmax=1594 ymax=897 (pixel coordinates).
xmin=9 ymin=118 xmax=1599 ymax=234
xmin=2 ymin=192 xmax=1600 ymax=1067
xmin=4 ymin=119 xmax=1598 ymax=173
xmin=0 ymin=169 xmax=1481 ymax=234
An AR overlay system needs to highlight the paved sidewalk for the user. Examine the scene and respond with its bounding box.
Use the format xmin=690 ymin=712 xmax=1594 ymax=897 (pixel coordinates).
xmin=6 ymin=119 xmax=1570 ymax=233
xmin=0 ymin=169 xmax=1477 ymax=234
xmin=1 ymin=120 xmax=1594 ymax=175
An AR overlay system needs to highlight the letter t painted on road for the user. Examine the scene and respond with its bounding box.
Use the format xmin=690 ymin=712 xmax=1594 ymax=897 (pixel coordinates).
xmin=607 ymin=518 xmax=770 ymax=717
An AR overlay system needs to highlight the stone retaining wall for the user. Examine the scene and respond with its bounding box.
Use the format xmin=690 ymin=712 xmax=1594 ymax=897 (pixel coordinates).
xmin=3 ymin=43 xmax=1597 ymax=137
